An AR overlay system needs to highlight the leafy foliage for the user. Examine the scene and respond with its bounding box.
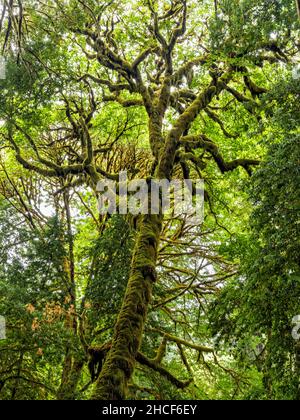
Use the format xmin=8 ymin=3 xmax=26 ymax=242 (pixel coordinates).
xmin=0 ymin=0 xmax=299 ymax=400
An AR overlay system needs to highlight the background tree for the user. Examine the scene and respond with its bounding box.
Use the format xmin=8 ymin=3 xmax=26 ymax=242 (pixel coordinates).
xmin=210 ymin=74 xmax=300 ymax=400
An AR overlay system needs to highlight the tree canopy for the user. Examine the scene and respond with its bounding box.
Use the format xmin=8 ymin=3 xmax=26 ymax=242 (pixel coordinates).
xmin=0 ymin=0 xmax=299 ymax=400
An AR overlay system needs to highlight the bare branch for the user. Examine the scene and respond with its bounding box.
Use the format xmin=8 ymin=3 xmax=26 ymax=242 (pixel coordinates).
xmin=136 ymin=352 xmax=192 ymax=389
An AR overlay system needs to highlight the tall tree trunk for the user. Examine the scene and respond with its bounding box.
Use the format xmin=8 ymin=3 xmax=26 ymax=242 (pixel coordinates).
xmin=92 ymin=212 xmax=163 ymax=400
xmin=295 ymin=341 xmax=300 ymax=400
xmin=57 ymin=350 xmax=72 ymax=399
xmin=57 ymin=355 xmax=85 ymax=400
xmin=57 ymin=190 xmax=84 ymax=400
xmin=92 ymin=84 xmax=219 ymax=400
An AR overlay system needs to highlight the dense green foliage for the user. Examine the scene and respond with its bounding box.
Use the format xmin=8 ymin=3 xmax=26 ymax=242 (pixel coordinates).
xmin=0 ymin=0 xmax=299 ymax=400
xmin=210 ymin=79 xmax=300 ymax=399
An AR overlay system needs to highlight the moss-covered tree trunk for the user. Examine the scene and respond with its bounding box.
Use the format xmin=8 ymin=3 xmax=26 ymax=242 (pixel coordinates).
xmin=295 ymin=341 xmax=300 ymax=400
xmin=57 ymin=191 xmax=85 ymax=400
xmin=92 ymin=212 xmax=163 ymax=400
xmin=57 ymin=356 xmax=85 ymax=400
xmin=92 ymin=83 xmax=220 ymax=400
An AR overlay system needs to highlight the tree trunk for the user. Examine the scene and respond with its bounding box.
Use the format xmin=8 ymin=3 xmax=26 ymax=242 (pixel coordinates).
xmin=92 ymin=212 xmax=163 ymax=400
xmin=91 ymin=81 xmax=218 ymax=399
xmin=57 ymin=354 xmax=85 ymax=400
xmin=295 ymin=341 xmax=300 ymax=400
